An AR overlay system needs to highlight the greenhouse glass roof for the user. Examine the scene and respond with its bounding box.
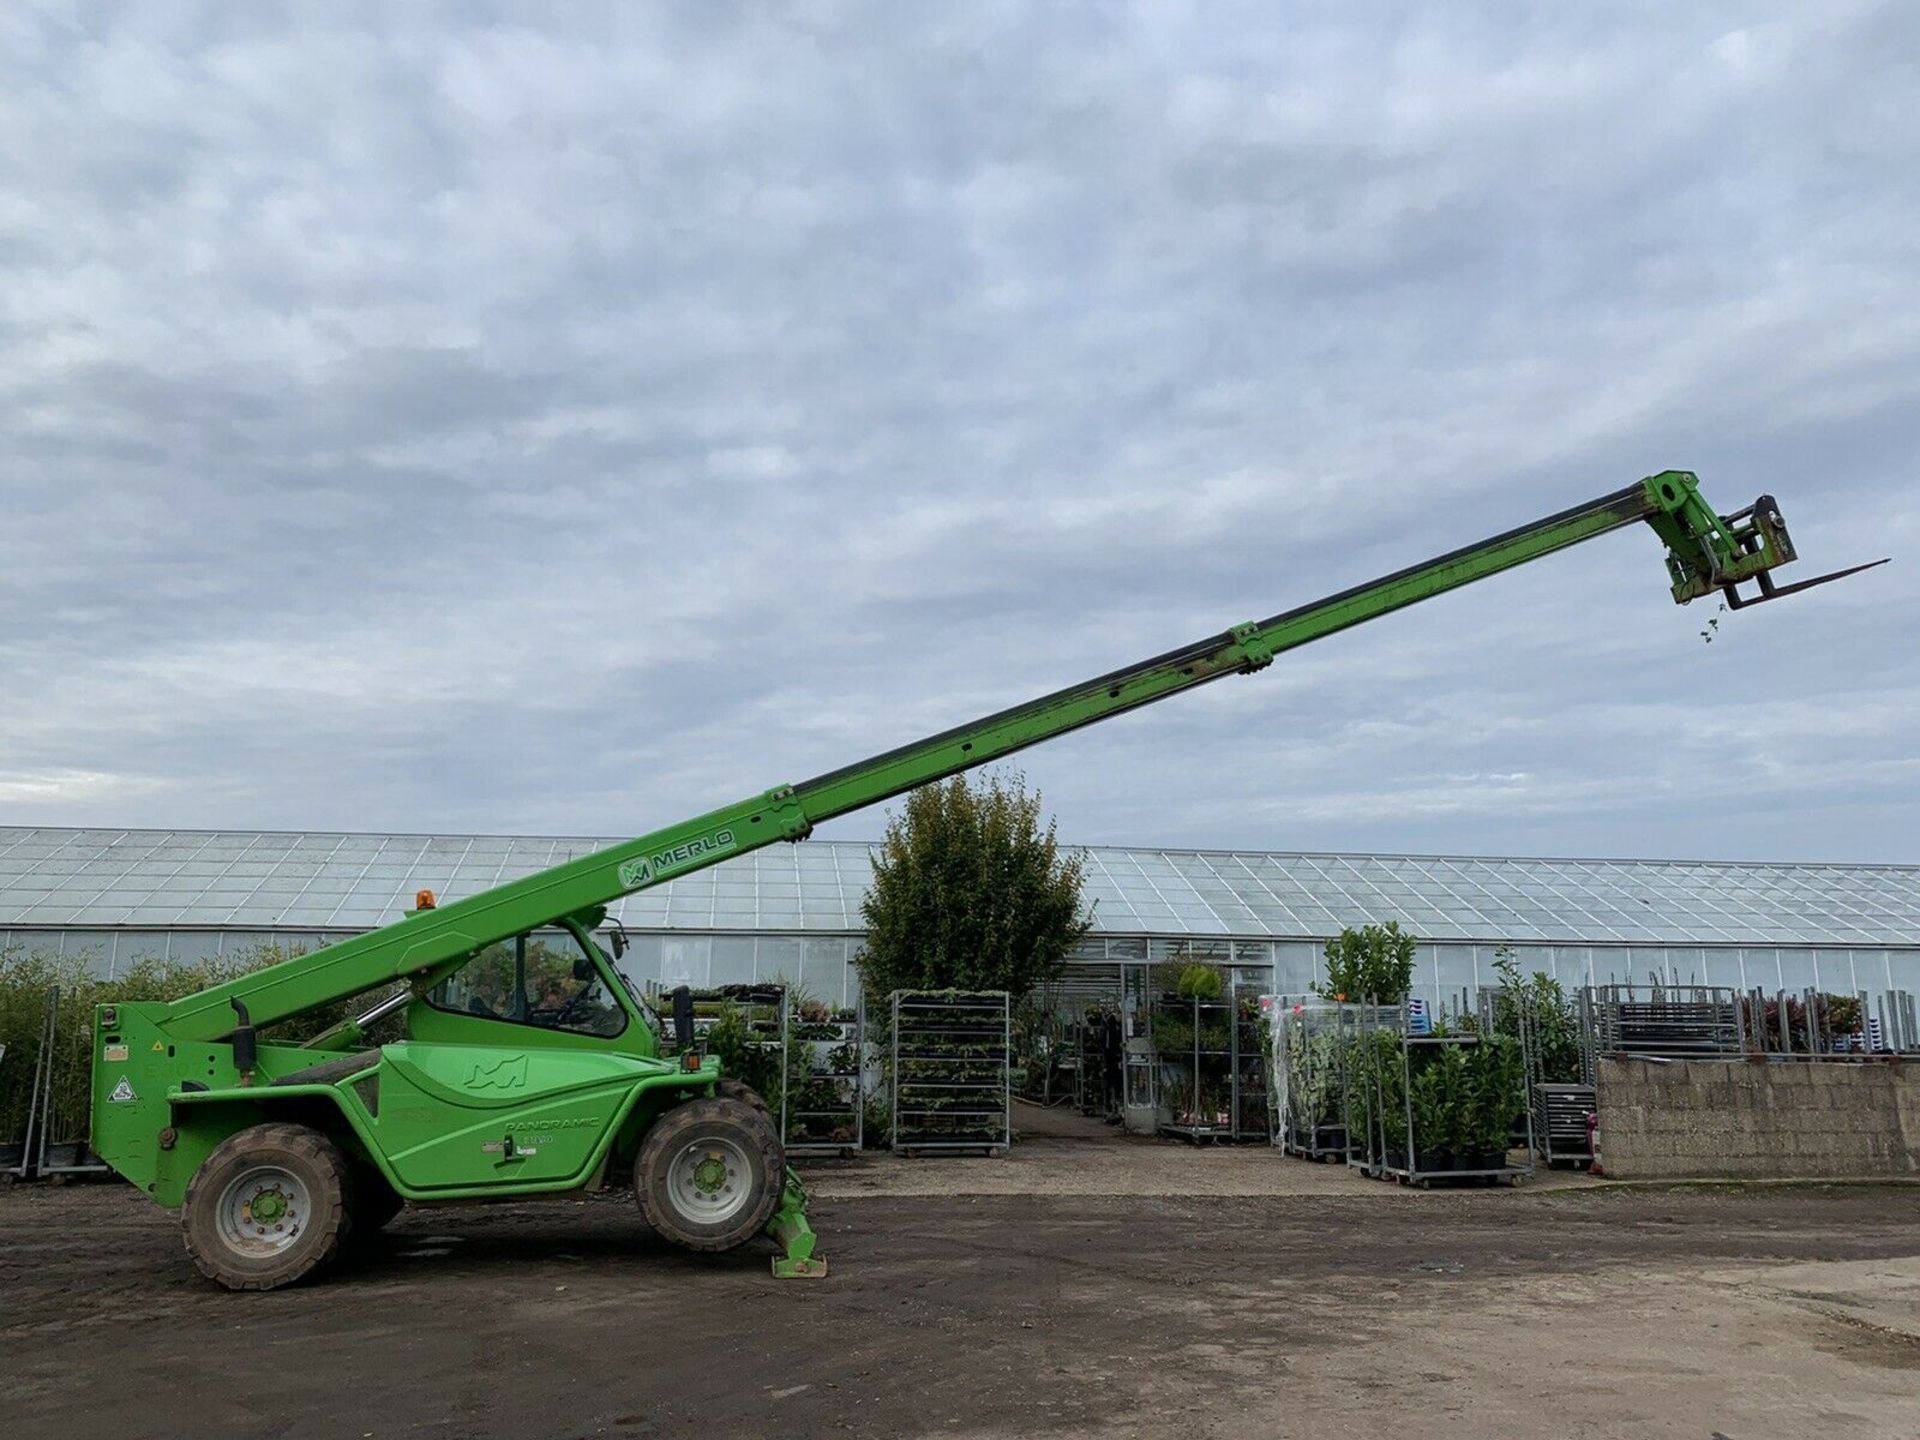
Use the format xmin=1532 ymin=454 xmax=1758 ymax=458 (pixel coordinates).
xmin=1 ymin=826 xmax=1915 ymax=948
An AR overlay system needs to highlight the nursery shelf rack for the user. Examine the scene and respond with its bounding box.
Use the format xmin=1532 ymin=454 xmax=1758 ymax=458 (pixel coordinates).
xmin=889 ymin=989 xmax=1011 ymax=1155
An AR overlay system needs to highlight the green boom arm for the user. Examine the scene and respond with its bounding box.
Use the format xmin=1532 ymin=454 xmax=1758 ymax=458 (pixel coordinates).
xmin=155 ymin=471 xmax=1867 ymax=1042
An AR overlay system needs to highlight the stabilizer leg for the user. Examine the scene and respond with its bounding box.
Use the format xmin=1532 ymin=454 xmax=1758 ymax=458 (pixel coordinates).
xmin=767 ymin=1166 xmax=828 ymax=1278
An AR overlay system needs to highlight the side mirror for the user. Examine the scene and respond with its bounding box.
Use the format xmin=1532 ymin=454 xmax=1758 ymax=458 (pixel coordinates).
xmin=607 ymin=923 xmax=629 ymax=959
xmin=671 ymin=986 xmax=695 ymax=1052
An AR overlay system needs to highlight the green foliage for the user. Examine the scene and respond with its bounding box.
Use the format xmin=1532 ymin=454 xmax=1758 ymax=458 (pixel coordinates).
xmin=1355 ymin=1030 xmax=1405 ymax=1149
xmin=1175 ymin=964 xmax=1223 ymax=1000
xmin=1161 ymin=1074 xmax=1230 ymax=1125
xmin=1149 ymin=951 xmax=1226 ymax=1001
xmin=1 ymin=941 xmax=396 ymax=1150
xmin=884 ymin=991 xmax=1010 ymax=1144
xmin=1343 ymin=1027 xmax=1523 ymax=1167
xmin=1012 ymin=990 xmax=1070 ymax=1101
xmin=701 ymin=1000 xmax=786 ymax=1106
xmin=862 ymin=1095 xmax=891 ymax=1147
xmin=694 ymin=981 xmax=863 ymax=1142
xmin=1407 ymin=1050 xmax=1459 ymax=1154
xmin=1465 ymin=1035 xmax=1524 ymax=1155
xmin=1316 ymin=923 xmax=1416 ymax=1006
xmin=1283 ymin=1030 xmax=1343 ymax=1130
xmin=1487 ymin=950 xmax=1583 ymax=1083
xmin=1822 ymin=993 xmax=1862 ymax=1035
xmin=1152 ymin=1010 xmax=1193 ymax=1058
xmin=857 ymin=771 xmax=1091 ymax=1002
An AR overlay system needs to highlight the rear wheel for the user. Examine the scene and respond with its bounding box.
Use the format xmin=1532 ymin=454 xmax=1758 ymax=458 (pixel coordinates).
xmin=634 ymin=1097 xmax=783 ymax=1252
xmin=182 ymin=1123 xmax=349 ymax=1291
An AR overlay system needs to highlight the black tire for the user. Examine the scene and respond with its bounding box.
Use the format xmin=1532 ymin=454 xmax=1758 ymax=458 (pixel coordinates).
xmin=715 ymin=1077 xmax=772 ymax=1120
xmin=634 ymin=1097 xmax=783 ymax=1253
xmin=182 ymin=1122 xmax=350 ymax=1291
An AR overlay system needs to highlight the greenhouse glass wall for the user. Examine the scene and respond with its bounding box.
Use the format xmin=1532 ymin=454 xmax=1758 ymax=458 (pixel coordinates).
xmin=2 ymin=828 xmax=1916 ymax=1007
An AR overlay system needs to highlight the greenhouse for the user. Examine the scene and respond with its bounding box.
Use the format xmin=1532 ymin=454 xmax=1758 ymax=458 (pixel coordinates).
xmin=2 ymin=825 xmax=1916 ymax=1008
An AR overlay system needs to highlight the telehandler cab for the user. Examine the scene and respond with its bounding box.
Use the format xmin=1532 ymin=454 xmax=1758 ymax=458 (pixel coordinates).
xmin=89 ymin=472 xmax=1881 ymax=1288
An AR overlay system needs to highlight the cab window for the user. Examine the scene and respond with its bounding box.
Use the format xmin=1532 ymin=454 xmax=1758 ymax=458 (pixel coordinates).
xmin=429 ymin=931 xmax=626 ymax=1038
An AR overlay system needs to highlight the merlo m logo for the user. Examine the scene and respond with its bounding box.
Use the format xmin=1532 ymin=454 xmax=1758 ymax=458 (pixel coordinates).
xmin=465 ymin=1054 xmax=529 ymax=1091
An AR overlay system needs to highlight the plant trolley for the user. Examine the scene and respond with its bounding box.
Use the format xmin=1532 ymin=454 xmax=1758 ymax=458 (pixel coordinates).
xmin=787 ymin=995 xmax=865 ymax=1158
xmin=1353 ymin=999 xmax=1535 ymax=1188
xmin=889 ymin=990 xmax=1011 ymax=1155
xmin=1152 ymin=991 xmax=1233 ymax=1142
xmin=1271 ymin=997 xmax=1367 ymax=1161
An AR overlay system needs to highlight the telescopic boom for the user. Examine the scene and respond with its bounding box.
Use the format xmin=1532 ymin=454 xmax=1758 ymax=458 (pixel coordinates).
xmin=156 ymin=470 xmax=1882 ymax=1041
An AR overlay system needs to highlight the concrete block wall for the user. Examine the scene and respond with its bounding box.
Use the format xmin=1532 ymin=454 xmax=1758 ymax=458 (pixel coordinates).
xmin=1596 ymin=1056 xmax=1920 ymax=1180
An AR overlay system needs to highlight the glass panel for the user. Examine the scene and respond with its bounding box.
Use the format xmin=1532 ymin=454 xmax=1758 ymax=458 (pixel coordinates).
xmin=1588 ymin=948 xmax=1635 ymax=986
xmin=1741 ymin=949 xmax=1781 ymax=991
xmin=618 ymin=934 xmax=664 ymax=989
xmin=429 ymin=931 xmax=625 ymax=1037
xmin=804 ymin=938 xmax=850 ymax=1007
xmin=1813 ymin=949 xmax=1855 ymax=992
xmin=1665 ymin=947 xmax=1708 ymax=986
xmin=709 ymin=936 xmax=757 ymax=987
xmin=1270 ymin=942 xmax=1317 ymax=997
xmin=1853 ymin=950 xmax=1892 ymax=992
xmin=756 ymin=936 xmax=804 ymax=989
xmin=168 ymin=932 xmax=224 ymax=964
xmin=1888 ymin=952 xmax=1920 ymax=992
xmin=1778 ymin=949 xmax=1817 ymax=991
xmin=659 ymin=935 xmax=711 ymax=988
xmin=114 ymin=931 xmax=173 ymax=967
xmin=1434 ymin=946 xmax=1475 ymax=1007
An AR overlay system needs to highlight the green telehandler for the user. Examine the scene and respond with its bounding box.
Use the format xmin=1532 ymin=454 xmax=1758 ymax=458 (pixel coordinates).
xmin=88 ymin=472 xmax=1880 ymax=1289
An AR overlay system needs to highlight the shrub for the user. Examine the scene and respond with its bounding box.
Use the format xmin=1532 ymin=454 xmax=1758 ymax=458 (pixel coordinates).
xmin=1316 ymin=923 xmax=1416 ymax=1006
xmin=1487 ymin=950 xmax=1582 ymax=1083
xmin=2 ymin=941 xmax=396 ymax=1152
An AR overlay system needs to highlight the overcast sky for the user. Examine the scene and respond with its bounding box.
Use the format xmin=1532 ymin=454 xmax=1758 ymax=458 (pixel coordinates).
xmin=3 ymin=3 xmax=1915 ymax=864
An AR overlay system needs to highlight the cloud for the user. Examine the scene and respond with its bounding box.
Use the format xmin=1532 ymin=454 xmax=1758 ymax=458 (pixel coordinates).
xmin=1 ymin=1 xmax=1914 ymax=864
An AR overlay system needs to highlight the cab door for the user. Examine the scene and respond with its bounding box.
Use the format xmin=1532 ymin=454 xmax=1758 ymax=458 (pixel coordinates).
xmin=374 ymin=931 xmax=652 ymax=1192
xmin=374 ymin=1042 xmax=640 ymax=1191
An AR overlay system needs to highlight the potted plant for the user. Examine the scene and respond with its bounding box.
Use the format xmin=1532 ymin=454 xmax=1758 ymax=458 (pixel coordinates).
xmin=1463 ymin=1035 xmax=1522 ymax=1170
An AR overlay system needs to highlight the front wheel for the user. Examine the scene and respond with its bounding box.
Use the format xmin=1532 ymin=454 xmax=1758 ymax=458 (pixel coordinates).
xmin=634 ymin=1097 xmax=783 ymax=1252
xmin=715 ymin=1076 xmax=772 ymax=1122
xmin=182 ymin=1122 xmax=350 ymax=1291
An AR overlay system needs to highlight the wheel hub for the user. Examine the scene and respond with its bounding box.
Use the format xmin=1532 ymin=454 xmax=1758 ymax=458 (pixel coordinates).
xmin=666 ymin=1136 xmax=752 ymax=1225
xmin=216 ymin=1165 xmax=310 ymax=1257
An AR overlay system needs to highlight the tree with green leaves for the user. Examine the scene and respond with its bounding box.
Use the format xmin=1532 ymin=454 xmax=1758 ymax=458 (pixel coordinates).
xmin=857 ymin=771 xmax=1091 ymax=1001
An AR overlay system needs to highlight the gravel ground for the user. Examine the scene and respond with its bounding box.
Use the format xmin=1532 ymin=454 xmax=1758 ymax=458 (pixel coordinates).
xmin=3 ymin=1128 xmax=1917 ymax=1440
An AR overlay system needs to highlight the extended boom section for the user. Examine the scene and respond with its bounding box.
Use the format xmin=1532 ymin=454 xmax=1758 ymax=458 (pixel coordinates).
xmin=148 ymin=469 xmax=1863 ymax=1043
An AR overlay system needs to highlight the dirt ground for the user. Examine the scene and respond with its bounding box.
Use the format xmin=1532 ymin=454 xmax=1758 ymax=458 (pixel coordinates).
xmin=3 ymin=1111 xmax=1918 ymax=1440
